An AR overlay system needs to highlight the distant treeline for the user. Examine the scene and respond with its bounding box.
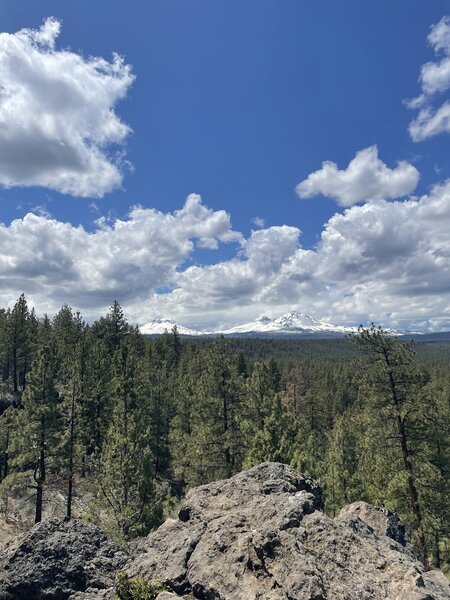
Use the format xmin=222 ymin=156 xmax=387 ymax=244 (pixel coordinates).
xmin=189 ymin=334 xmax=450 ymax=368
xmin=0 ymin=295 xmax=448 ymax=572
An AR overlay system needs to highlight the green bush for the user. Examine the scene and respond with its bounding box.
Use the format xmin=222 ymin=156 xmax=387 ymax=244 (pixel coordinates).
xmin=115 ymin=571 xmax=166 ymax=600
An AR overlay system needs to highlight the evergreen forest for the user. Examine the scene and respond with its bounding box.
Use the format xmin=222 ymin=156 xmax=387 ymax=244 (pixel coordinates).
xmin=0 ymin=295 xmax=449 ymax=574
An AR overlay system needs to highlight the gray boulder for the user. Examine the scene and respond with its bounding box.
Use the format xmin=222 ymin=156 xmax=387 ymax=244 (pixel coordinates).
xmin=125 ymin=462 xmax=450 ymax=600
xmin=0 ymin=518 xmax=127 ymax=600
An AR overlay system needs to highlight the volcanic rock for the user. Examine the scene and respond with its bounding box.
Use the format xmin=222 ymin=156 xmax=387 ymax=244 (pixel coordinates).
xmin=0 ymin=518 xmax=127 ymax=600
xmin=125 ymin=462 xmax=450 ymax=600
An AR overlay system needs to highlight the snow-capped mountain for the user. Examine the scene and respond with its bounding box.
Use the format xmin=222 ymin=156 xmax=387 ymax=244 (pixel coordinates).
xmin=139 ymin=311 xmax=434 ymax=338
xmin=217 ymin=314 xmax=274 ymax=335
xmin=218 ymin=311 xmax=354 ymax=336
xmin=139 ymin=318 xmax=203 ymax=336
xmin=140 ymin=312 xmax=356 ymax=337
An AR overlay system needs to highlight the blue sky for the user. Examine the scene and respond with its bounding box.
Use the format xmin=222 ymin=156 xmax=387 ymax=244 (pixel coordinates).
xmin=1 ymin=1 xmax=450 ymax=330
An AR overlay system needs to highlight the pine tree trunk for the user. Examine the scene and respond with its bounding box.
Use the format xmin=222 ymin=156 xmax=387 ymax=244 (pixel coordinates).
xmin=66 ymin=385 xmax=76 ymax=520
xmin=433 ymin=532 xmax=442 ymax=568
xmin=34 ymin=421 xmax=46 ymax=524
xmin=35 ymin=480 xmax=43 ymax=524
xmin=3 ymin=356 xmax=10 ymax=382
xmin=123 ymin=393 xmax=129 ymax=509
xmin=387 ymin=367 xmax=428 ymax=568
xmin=222 ymin=378 xmax=232 ymax=479
xmin=22 ymin=347 xmax=28 ymax=391
xmin=13 ymin=347 xmax=18 ymax=393
xmin=3 ymin=425 xmax=10 ymax=480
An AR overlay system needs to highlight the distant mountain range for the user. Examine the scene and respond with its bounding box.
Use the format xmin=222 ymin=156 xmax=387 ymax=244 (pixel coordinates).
xmin=216 ymin=312 xmax=353 ymax=337
xmin=140 ymin=319 xmax=203 ymax=337
xmin=139 ymin=311 xmax=421 ymax=338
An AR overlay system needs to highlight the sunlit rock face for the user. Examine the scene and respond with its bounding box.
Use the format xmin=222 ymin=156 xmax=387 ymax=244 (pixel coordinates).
xmin=126 ymin=463 xmax=450 ymax=600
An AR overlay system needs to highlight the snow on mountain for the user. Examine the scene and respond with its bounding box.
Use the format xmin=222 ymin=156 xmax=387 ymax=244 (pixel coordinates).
xmin=217 ymin=314 xmax=275 ymax=335
xmin=218 ymin=311 xmax=354 ymax=336
xmin=139 ymin=312 xmax=418 ymax=338
xmin=272 ymin=311 xmax=352 ymax=333
xmin=139 ymin=318 xmax=203 ymax=336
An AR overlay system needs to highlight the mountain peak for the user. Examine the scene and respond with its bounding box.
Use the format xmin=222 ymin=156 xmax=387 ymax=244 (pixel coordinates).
xmin=140 ymin=318 xmax=202 ymax=336
xmin=140 ymin=311 xmax=357 ymax=337
xmin=255 ymin=314 xmax=271 ymax=323
xmin=275 ymin=311 xmax=319 ymax=325
xmin=216 ymin=311 xmax=354 ymax=337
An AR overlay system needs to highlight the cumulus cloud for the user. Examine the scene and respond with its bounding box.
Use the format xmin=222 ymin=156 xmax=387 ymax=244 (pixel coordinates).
xmin=408 ymin=16 xmax=450 ymax=141
xmin=0 ymin=17 xmax=134 ymax=197
xmin=131 ymin=185 xmax=450 ymax=331
xmin=169 ymin=226 xmax=301 ymax=314
xmin=295 ymin=146 xmax=419 ymax=207
xmin=0 ymin=194 xmax=241 ymax=316
xmin=2 ymin=189 xmax=450 ymax=331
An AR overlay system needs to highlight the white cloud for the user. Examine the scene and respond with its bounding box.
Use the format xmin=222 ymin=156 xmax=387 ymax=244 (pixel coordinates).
xmin=2 ymin=187 xmax=450 ymax=331
xmin=0 ymin=194 xmax=241 ymax=317
xmin=428 ymin=15 xmax=450 ymax=54
xmin=420 ymin=58 xmax=450 ymax=96
xmin=295 ymin=146 xmax=419 ymax=207
xmin=0 ymin=17 xmax=134 ymax=197
xmin=408 ymin=16 xmax=450 ymax=141
xmin=251 ymin=217 xmax=266 ymax=228
xmin=135 ymin=184 xmax=450 ymax=331
xmin=409 ymin=102 xmax=450 ymax=141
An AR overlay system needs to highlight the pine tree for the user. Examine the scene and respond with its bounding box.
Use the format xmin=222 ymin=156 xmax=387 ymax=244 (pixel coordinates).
xmin=0 ymin=309 xmax=10 ymax=383
xmin=93 ymin=335 xmax=159 ymax=539
xmin=170 ymin=346 xmax=204 ymax=488
xmin=60 ymin=341 xmax=86 ymax=519
xmin=188 ymin=342 xmax=245 ymax=486
xmin=0 ymin=406 xmax=15 ymax=482
xmin=15 ymin=329 xmax=60 ymax=523
xmin=244 ymin=395 xmax=295 ymax=467
xmin=145 ymin=326 xmax=185 ymax=480
xmin=351 ymin=326 xmax=431 ymax=566
xmin=8 ymin=294 xmax=31 ymax=392
xmin=322 ymin=411 xmax=363 ymax=516
xmin=242 ymin=360 xmax=293 ymax=466
xmin=281 ymin=364 xmax=331 ymax=479
xmin=79 ymin=333 xmax=112 ymax=467
xmin=52 ymin=306 xmax=84 ymax=371
xmin=415 ymin=372 xmax=450 ymax=568
xmin=91 ymin=300 xmax=129 ymax=352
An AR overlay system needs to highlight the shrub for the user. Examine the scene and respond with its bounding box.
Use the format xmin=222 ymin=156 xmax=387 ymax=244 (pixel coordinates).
xmin=115 ymin=571 xmax=166 ymax=600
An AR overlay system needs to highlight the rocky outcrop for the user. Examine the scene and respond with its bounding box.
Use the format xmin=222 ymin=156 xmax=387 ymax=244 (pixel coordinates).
xmin=339 ymin=500 xmax=410 ymax=547
xmin=126 ymin=463 xmax=450 ymax=600
xmin=0 ymin=463 xmax=449 ymax=600
xmin=0 ymin=518 xmax=127 ymax=600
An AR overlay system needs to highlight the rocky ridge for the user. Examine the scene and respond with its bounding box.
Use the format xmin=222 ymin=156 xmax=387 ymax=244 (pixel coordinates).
xmin=0 ymin=462 xmax=449 ymax=600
